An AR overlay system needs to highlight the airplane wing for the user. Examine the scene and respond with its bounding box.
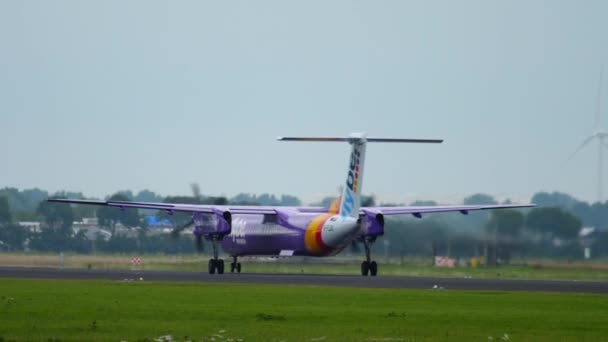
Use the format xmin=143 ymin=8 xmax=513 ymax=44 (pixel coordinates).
xmin=362 ymin=204 xmax=535 ymax=218
xmin=47 ymin=199 xmax=278 ymax=215
xmin=48 ymin=198 xmax=331 ymax=215
xmin=48 ymin=199 xmax=533 ymax=217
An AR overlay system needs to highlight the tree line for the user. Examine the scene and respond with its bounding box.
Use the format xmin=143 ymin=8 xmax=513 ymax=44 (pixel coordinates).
xmin=0 ymin=187 xmax=606 ymax=261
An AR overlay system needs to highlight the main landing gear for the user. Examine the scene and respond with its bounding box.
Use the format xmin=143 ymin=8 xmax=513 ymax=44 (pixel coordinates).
xmin=208 ymin=237 xmax=224 ymax=274
xmin=230 ymin=256 xmax=242 ymax=273
xmin=208 ymin=258 xmax=224 ymax=274
xmin=360 ymin=238 xmax=378 ymax=276
xmin=206 ymin=236 xmax=241 ymax=275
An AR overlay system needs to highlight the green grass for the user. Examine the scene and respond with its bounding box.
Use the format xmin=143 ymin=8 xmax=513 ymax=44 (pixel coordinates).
xmin=0 ymin=279 xmax=607 ymax=341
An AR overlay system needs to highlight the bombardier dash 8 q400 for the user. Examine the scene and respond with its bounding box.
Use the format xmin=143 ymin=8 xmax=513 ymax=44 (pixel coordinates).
xmin=49 ymin=133 xmax=534 ymax=276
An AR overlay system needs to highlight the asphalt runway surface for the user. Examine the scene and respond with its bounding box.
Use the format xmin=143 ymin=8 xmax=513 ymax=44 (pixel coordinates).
xmin=1 ymin=266 xmax=607 ymax=294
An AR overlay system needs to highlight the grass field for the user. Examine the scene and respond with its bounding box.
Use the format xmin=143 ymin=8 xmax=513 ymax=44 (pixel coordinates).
xmin=2 ymin=253 xmax=608 ymax=281
xmin=0 ymin=278 xmax=607 ymax=341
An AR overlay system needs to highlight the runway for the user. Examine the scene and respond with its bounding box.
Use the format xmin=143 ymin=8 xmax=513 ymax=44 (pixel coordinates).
xmin=1 ymin=266 xmax=606 ymax=294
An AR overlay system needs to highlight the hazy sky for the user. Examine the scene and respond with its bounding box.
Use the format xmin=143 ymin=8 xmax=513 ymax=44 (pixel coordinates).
xmin=2 ymin=1 xmax=608 ymax=204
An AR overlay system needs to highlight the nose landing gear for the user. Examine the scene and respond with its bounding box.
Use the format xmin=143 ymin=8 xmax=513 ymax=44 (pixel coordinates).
xmin=230 ymin=256 xmax=242 ymax=273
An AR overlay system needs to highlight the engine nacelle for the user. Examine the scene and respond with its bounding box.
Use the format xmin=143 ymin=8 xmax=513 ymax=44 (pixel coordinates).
xmin=360 ymin=209 xmax=385 ymax=237
xmin=192 ymin=210 xmax=232 ymax=236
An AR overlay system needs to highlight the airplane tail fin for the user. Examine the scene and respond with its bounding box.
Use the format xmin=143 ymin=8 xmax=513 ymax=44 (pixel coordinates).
xmin=278 ymin=132 xmax=443 ymax=218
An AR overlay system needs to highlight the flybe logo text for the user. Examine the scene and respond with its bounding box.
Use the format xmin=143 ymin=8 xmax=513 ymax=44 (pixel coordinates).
xmin=341 ymin=148 xmax=361 ymax=216
xmin=346 ymin=149 xmax=361 ymax=193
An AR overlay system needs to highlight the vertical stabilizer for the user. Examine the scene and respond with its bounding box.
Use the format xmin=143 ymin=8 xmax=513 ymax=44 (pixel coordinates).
xmin=277 ymin=132 xmax=442 ymax=217
xmin=339 ymin=133 xmax=367 ymax=218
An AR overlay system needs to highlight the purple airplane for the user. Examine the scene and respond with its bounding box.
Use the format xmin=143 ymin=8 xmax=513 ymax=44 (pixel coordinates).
xmin=49 ymin=133 xmax=534 ymax=276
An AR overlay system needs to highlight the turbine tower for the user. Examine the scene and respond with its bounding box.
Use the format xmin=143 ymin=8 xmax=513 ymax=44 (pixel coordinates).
xmin=567 ymin=67 xmax=607 ymax=202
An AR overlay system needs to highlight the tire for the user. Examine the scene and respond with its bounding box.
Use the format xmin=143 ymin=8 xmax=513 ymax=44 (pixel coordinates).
xmin=208 ymin=259 xmax=216 ymax=274
xmin=230 ymin=262 xmax=235 ymax=273
xmin=370 ymin=261 xmax=378 ymax=276
xmin=361 ymin=261 xmax=369 ymax=276
xmin=217 ymin=259 xmax=225 ymax=274
xmin=236 ymin=263 xmax=242 ymax=273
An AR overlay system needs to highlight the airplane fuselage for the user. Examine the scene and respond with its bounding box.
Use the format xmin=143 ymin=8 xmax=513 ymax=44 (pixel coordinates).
xmin=217 ymin=212 xmax=360 ymax=257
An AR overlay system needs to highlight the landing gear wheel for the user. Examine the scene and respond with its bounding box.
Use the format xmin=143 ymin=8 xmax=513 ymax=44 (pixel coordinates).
xmin=369 ymin=261 xmax=378 ymax=276
xmin=361 ymin=261 xmax=370 ymax=276
xmin=217 ymin=259 xmax=225 ymax=274
xmin=230 ymin=256 xmax=241 ymax=274
xmin=360 ymin=238 xmax=378 ymax=277
xmin=208 ymin=259 xmax=216 ymax=274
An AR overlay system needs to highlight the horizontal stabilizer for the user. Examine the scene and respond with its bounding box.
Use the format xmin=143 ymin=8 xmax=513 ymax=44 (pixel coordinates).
xmin=367 ymin=138 xmax=443 ymax=143
xmin=277 ymin=136 xmax=443 ymax=143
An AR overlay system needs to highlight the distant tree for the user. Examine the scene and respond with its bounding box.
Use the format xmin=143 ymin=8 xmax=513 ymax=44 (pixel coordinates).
xmin=486 ymin=209 xmax=525 ymax=264
xmin=51 ymin=191 xmax=86 ymax=200
xmin=571 ymin=201 xmax=592 ymax=226
xmin=97 ymin=193 xmax=140 ymax=233
xmin=163 ymin=196 xmax=202 ymax=205
xmin=315 ymin=196 xmax=335 ymax=208
xmin=379 ymin=203 xmax=401 ymax=207
xmin=71 ymin=203 xmax=97 ymax=222
xmin=0 ymin=197 xmax=24 ymax=251
xmin=280 ymin=194 xmax=301 ymax=206
xmin=531 ymin=191 xmax=581 ymax=209
xmin=490 ymin=210 xmax=525 ymax=237
xmin=526 ymin=207 xmax=581 ymax=240
xmin=462 ymin=193 xmax=497 ymax=229
xmin=0 ymin=196 xmax=12 ymax=224
xmin=0 ymin=187 xmax=49 ymax=213
xmin=115 ymin=190 xmax=134 ymax=200
xmin=206 ymin=196 xmax=228 ymax=205
xmin=48 ymin=191 xmax=94 ymax=222
xmin=134 ymin=189 xmax=164 ymax=203
xmin=37 ymin=199 xmax=74 ymax=233
xmin=361 ymin=195 xmax=375 ymax=207
xmin=13 ymin=210 xmax=37 ymax=221
xmin=529 ymin=191 xmax=608 ymax=230
xmin=588 ymin=202 xmax=608 ymax=230
xmin=410 ymin=200 xmax=438 ymax=206
xmin=231 ymin=193 xmax=302 ymax=206
xmin=0 ymin=223 xmax=27 ymax=251
xmin=463 ymin=193 xmax=497 ymax=205
xmin=0 ymin=188 xmax=19 ymax=212
xmin=230 ymin=193 xmax=259 ymax=205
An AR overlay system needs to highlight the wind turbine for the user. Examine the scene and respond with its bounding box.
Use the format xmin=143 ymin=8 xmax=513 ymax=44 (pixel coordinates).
xmin=567 ymin=67 xmax=607 ymax=202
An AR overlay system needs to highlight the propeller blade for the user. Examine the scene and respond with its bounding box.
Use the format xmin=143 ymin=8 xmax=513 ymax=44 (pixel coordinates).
xmin=191 ymin=182 xmax=203 ymax=203
xmin=566 ymin=135 xmax=595 ymax=163
xmin=171 ymin=219 xmax=194 ymax=238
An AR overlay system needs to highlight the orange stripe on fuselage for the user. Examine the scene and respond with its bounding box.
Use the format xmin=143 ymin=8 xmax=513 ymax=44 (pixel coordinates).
xmin=304 ymin=213 xmax=333 ymax=256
